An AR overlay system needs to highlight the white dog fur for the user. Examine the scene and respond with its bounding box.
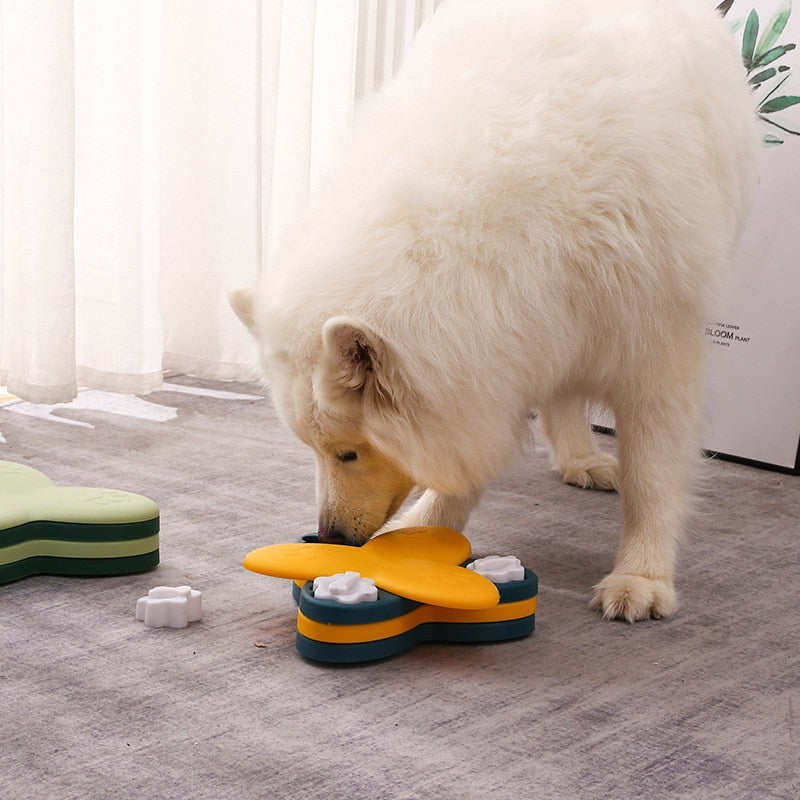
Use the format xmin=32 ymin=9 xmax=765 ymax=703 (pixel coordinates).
xmin=231 ymin=0 xmax=758 ymax=622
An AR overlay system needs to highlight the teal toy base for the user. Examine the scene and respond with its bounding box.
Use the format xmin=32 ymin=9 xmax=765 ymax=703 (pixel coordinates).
xmin=291 ymin=559 xmax=538 ymax=664
xmin=296 ymin=614 xmax=536 ymax=664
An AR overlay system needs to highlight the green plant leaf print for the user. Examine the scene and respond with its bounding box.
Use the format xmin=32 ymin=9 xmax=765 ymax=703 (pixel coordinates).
xmin=754 ymin=0 xmax=793 ymax=56
xmin=742 ymin=9 xmax=761 ymax=67
xmin=730 ymin=0 xmax=800 ymax=145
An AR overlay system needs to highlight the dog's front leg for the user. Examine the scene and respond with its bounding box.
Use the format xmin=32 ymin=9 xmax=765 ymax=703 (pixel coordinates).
xmin=383 ymin=488 xmax=481 ymax=533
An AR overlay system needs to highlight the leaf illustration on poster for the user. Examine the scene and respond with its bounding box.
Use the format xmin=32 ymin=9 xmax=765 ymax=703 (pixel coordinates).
xmin=722 ymin=0 xmax=800 ymax=144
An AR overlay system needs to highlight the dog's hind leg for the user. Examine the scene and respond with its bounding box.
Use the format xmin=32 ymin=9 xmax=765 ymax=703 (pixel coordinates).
xmin=539 ymin=397 xmax=619 ymax=491
xmin=590 ymin=346 xmax=703 ymax=622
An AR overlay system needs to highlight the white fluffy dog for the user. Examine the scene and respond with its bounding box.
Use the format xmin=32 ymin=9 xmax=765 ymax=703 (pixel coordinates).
xmin=232 ymin=0 xmax=758 ymax=621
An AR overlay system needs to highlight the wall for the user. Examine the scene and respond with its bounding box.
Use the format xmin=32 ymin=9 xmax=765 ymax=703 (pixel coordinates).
xmin=704 ymin=0 xmax=800 ymax=471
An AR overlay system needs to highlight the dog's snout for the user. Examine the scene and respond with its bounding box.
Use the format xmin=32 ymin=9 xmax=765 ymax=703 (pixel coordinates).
xmin=317 ymin=515 xmax=350 ymax=544
xmin=317 ymin=527 xmax=347 ymax=545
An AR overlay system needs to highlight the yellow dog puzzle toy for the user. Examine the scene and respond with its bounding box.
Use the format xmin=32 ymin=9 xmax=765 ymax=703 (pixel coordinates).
xmin=244 ymin=527 xmax=537 ymax=663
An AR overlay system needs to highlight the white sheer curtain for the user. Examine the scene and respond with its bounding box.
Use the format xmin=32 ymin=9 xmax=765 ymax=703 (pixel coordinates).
xmin=0 ymin=0 xmax=439 ymax=404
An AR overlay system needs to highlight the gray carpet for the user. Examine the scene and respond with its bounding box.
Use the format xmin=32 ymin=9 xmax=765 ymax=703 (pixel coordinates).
xmin=1 ymin=375 xmax=798 ymax=799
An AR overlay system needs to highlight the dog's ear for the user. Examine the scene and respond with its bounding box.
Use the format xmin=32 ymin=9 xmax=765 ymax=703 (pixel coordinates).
xmin=320 ymin=317 xmax=406 ymax=412
xmin=228 ymin=286 xmax=256 ymax=333
xmin=321 ymin=317 xmax=381 ymax=391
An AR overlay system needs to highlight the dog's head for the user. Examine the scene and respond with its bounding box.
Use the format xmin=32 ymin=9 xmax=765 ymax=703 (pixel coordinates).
xmin=230 ymin=287 xmax=416 ymax=545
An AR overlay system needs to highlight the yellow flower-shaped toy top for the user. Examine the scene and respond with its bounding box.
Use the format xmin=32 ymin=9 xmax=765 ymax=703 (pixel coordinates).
xmin=243 ymin=526 xmax=501 ymax=609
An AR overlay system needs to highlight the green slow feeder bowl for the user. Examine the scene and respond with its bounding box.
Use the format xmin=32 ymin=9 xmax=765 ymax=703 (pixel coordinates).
xmin=0 ymin=461 xmax=159 ymax=584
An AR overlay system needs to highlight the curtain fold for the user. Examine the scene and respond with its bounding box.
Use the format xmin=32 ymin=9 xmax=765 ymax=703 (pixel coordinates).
xmin=159 ymin=0 xmax=262 ymax=380
xmin=0 ymin=0 xmax=439 ymax=404
xmin=74 ymin=0 xmax=163 ymax=395
xmin=1 ymin=0 xmax=77 ymax=403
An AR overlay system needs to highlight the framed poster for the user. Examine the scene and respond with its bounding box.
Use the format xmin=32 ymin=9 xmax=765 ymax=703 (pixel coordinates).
xmin=704 ymin=0 xmax=800 ymax=473
xmin=593 ymin=1 xmax=800 ymax=474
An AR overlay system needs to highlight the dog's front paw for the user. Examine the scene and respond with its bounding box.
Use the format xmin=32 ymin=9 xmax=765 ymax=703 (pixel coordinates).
xmin=589 ymin=573 xmax=676 ymax=622
xmin=562 ymin=454 xmax=618 ymax=491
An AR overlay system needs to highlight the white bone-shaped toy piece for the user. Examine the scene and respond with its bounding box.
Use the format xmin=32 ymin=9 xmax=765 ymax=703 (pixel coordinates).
xmin=467 ymin=555 xmax=525 ymax=584
xmin=313 ymin=571 xmax=378 ymax=604
xmin=135 ymin=585 xmax=202 ymax=628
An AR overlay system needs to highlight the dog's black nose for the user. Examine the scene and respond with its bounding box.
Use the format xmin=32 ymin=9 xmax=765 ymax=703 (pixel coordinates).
xmin=317 ymin=527 xmax=347 ymax=545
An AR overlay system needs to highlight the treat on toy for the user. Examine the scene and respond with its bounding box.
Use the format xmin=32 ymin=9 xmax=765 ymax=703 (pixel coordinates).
xmin=467 ymin=555 xmax=526 ymax=583
xmin=313 ymin=571 xmax=378 ymax=604
xmin=136 ymin=585 xmax=202 ymax=628
xmin=244 ymin=526 xmax=501 ymax=609
xmin=244 ymin=527 xmax=537 ymax=663
xmin=0 ymin=460 xmax=159 ymax=584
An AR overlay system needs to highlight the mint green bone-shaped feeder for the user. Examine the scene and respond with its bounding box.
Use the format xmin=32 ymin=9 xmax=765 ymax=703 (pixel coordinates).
xmin=0 ymin=461 xmax=159 ymax=584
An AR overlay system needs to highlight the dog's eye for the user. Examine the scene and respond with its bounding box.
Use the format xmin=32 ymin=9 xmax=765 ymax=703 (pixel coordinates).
xmin=337 ymin=451 xmax=358 ymax=463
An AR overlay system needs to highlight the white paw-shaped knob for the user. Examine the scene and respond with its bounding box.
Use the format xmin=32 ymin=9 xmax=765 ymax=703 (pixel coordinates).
xmin=136 ymin=585 xmax=202 ymax=628
xmin=313 ymin=571 xmax=378 ymax=604
xmin=467 ymin=556 xmax=524 ymax=584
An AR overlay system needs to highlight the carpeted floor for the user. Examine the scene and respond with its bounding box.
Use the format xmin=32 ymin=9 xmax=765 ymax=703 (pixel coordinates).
xmin=1 ymin=375 xmax=798 ymax=799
